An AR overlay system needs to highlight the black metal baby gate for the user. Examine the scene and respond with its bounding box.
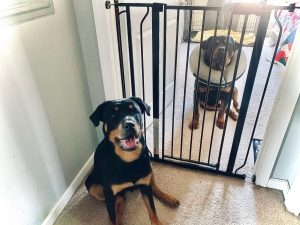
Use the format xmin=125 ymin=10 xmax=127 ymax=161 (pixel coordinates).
xmin=105 ymin=1 xmax=297 ymax=179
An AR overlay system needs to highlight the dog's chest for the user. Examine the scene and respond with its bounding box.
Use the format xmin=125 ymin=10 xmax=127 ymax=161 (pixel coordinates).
xmin=110 ymin=172 xmax=152 ymax=195
xmin=98 ymin=146 xmax=152 ymax=193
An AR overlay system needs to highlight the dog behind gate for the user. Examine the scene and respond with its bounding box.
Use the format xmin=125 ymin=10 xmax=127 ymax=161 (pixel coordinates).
xmin=189 ymin=35 xmax=240 ymax=130
xmin=86 ymin=97 xmax=179 ymax=225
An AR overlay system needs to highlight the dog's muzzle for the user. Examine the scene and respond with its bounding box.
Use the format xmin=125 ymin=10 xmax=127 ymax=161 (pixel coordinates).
xmin=213 ymin=48 xmax=232 ymax=71
xmin=118 ymin=117 xmax=140 ymax=151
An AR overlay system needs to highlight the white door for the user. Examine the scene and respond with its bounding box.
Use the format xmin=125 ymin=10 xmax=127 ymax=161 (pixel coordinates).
xmin=119 ymin=0 xmax=183 ymax=127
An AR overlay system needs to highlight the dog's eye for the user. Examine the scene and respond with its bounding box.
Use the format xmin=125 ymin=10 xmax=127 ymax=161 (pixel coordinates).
xmin=128 ymin=104 xmax=133 ymax=109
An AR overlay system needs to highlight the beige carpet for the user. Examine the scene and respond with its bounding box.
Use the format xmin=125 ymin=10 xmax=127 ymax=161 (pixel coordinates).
xmin=54 ymin=162 xmax=300 ymax=225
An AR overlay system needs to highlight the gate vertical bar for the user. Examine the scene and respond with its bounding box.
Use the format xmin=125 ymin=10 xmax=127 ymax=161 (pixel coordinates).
xmin=171 ymin=9 xmax=180 ymax=158
xmin=152 ymin=3 xmax=163 ymax=159
xmin=126 ymin=6 xmax=136 ymax=97
xmin=227 ymin=7 xmax=272 ymax=173
xmin=162 ymin=6 xmax=167 ymax=159
xmin=140 ymin=7 xmax=150 ymax=142
xmin=114 ymin=0 xmax=126 ymax=98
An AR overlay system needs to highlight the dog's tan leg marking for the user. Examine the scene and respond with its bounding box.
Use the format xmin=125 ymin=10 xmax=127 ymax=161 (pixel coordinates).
xmin=216 ymin=99 xmax=226 ymax=129
xmin=142 ymin=193 xmax=163 ymax=225
xmin=111 ymin=182 xmax=134 ymax=195
xmin=232 ymin=86 xmax=240 ymax=113
xmin=227 ymin=108 xmax=238 ymax=121
xmin=136 ymin=173 xmax=152 ymax=186
xmin=89 ymin=184 xmax=105 ymax=201
xmin=114 ymin=195 xmax=125 ymax=225
xmin=150 ymin=174 xmax=180 ymax=208
xmin=189 ymin=89 xmax=201 ymax=130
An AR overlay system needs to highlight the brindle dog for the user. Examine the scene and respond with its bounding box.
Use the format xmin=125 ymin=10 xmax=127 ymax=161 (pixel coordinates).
xmin=189 ymin=36 xmax=240 ymax=130
xmin=86 ymin=97 xmax=179 ymax=225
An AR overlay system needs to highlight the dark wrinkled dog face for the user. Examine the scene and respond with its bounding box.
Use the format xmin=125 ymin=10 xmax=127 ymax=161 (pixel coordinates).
xmin=202 ymin=36 xmax=239 ymax=71
xmin=90 ymin=97 xmax=150 ymax=161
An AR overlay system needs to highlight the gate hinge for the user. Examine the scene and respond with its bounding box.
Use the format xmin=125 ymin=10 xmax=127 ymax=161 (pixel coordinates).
xmin=105 ymin=0 xmax=113 ymax=9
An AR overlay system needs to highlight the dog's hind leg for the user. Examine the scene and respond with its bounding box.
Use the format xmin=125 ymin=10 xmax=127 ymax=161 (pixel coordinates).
xmin=85 ymin=174 xmax=105 ymax=201
xmin=89 ymin=184 xmax=105 ymax=201
xmin=140 ymin=185 xmax=163 ymax=225
xmin=150 ymin=174 xmax=180 ymax=208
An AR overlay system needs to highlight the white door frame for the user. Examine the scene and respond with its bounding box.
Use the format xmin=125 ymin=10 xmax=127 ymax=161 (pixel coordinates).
xmin=254 ymin=29 xmax=300 ymax=187
xmin=285 ymin=170 xmax=300 ymax=216
xmin=92 ymin=0 xmax=122 ymax=100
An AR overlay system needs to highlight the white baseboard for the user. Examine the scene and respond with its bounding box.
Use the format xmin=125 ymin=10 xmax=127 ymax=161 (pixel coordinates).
xmin=267 ymin=178 xmax=290 ymax=198
xmin=41 ymin=152 xmax=94 ymax=225
xmin=285 ymin=195 xmax=300 ymax=216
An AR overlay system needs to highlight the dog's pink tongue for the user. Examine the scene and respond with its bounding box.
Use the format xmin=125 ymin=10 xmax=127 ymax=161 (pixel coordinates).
xmin=122 ymin=138 xmax=136 ymax=149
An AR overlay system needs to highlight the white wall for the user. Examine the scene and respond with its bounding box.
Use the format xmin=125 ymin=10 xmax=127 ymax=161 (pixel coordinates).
xmin=254 ymin=27 xmax=300 ymax=187
xmin=272 ymin=94 xmax=300 ymax=216
xmin=272 ymin=95 xmax=300 ymax=186
xmin=0 ymin=1 xmax=102 ymax=224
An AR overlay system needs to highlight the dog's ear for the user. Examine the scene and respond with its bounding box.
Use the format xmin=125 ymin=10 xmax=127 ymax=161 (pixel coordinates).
xmin=130 ymin=97 xmax=151 ymax=116
xmin=229 ymin=37 xmax=240 ymax=51
xmin=89 ymin=101 xmax=110 ymax=127
xmin=234 ymin=41 xmax=240 ymax=51
xmin=201 ymin=36 xmax=213 ymax=51
xmin=201 ymin=38 xmax=209 ymax=51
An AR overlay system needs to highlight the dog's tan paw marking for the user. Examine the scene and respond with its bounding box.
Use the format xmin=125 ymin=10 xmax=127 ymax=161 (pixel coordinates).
xmin=232 ymin=113 xmax=238 ymax=121
xmin=228 ymin=110 xmax=238 ymax=121
xmin=167 ymin=197 xmax=180 ymax=208
xmin=216 ymin=119 xmax=225 ymax=129
xmin=152 ymin=221 xmax=163 ymax=225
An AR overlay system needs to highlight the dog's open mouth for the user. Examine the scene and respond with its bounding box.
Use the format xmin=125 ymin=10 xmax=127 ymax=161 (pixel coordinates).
xmin=118 ymin=136 xmax=139 ymax=151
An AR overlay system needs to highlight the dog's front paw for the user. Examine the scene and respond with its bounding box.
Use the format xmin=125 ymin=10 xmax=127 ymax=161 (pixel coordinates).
xmin=233 ymin=102 xmax=240 ymax=113
xmin=158 ymin=193 xmax=180 ymax=208
xmin=228 ymin=109 xmax=238 ymax=121
xmin=113 ymin=222 xmax=122 ymax=225
xmin=169 ymin=197 xmax=180 ymax=208
xmin=216 ymin=119 xmax=225 ymax=129
xmin=152 ymin=221 xmax=163 ymax=225
xmin=165 ymin=195 xmax=180 ymax=208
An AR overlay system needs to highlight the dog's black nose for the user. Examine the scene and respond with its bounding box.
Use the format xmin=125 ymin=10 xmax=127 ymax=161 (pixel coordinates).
xmin=123 ymin=121 xmax=135 ymax=130
xmin=218 ymin=47 xmax=226 ymax=53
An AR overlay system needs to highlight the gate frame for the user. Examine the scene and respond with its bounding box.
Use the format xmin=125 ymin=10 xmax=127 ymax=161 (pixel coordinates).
xmin=104 ymin=1 xmax=298 ymax=180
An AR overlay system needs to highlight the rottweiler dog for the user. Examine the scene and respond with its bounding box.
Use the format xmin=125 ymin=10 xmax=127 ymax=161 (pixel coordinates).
xmin=86 ymin=97 xmax=179 ymax=225
xmin=189 ymin=36 xmax=240 ymax=130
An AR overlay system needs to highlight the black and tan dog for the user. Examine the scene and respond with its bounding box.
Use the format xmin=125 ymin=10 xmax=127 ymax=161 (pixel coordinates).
xmin=189 ymin=36 xmax=240 ymax=130
xmin=86 ymin=97 xmax=179 ymax=225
